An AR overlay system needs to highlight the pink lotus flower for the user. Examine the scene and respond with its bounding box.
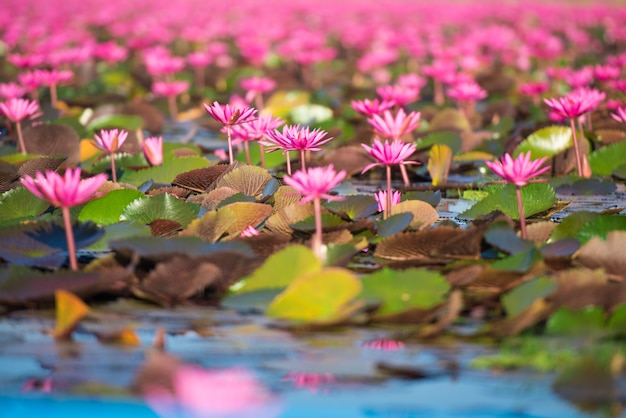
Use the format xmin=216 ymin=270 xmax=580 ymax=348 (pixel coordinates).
xmin=93 ymin=129 xmax=129 ymax=182
xmin=374 ymin=190 xmax=401 ymax=213
xmin=203 ymin=101 xmax=257 ymax=164
xmin=367 ymin=109 xmax=421 ymax=140
xmin=143 ymin=136 xmax=163 ymax=166
xmin=284 ymin=164 xmax=346 ymax=259
xmin=187 ymin=51 xmax=212 ymax=68
xmin=144 ymin=53 xmax=185 ymax=77
xmin=447 ymin=80 xmax=487 ymax=102
xmin=94 ymin=42 xmax=128 ymax=64
xmin=519 ymin=81 xmax=549 ymax=105
xmin=612 ymin=107 xmax=626 ymax=123
xmin=262 ymin=125 xmax=332 ymax=172
xmin=240 ymin=225 xmax=260 ymax=238
xmin=0 ymin=82 xmax=26 ymax=99
xmin=152 ymin=81 xmax=189 ymax=97
xmin=609 ymin=79 xmax=626 ymax=94
xmin=240 ymin=76 xmax=276 ymax=103
xmin=18 ymin=71 xmax=44 ymax=93
xmin=7 ymin=53 xmax=44 ymax=69
xmin=397 ymin=73 xmax=427 ymax=91
xmin=36 ymin=69 xmax=73 ymax=107
xmin=21 ymin=168 xmax=107 ymax=270
xmin=594 ymin=64 xmax=621 ymax=82
xmin=376 ymin=84 xmax=419 ymax=107
xmin=0 ymin=98 xmax=41 ymax=154
xmin=229 ymin=114 xmax=284 ymax=166
xmin=351 ymin=98 xmax=395 ymax=117
xmin=282 ymin=372 xmax=335 ymax=393
xmin=421 ymin=60 xmax=457 ymax=105
xmin=146 ymin=366 xmax=276 ymax=418
xmin=485 ymin=152 xmax=550 ymax=239
xmin=564 ymin=67 xmax=594 ymax=89
xmin=361 ymin=339 xmax=406 ymax=350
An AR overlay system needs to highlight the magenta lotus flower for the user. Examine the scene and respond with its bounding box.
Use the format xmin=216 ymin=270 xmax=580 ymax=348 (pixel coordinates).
xmin=351 ymin=98 xmax=394 ymax=117
xmin=203 ymin=101 xmax=257 ymax=164
xmin=374 ymin=190 xmax=401 ymax=213
xmin=8 ymin=53 xmax=44 ymax=69
xmin=21 ymin=168 xmax=107 ymax=270
xmin=187 ymin=51 xmax=211 ymax=91
xmin=367 ymin=109 xmax=421 ymax=141
xmin=229 ymin=114 xmax=284 ymax=166
xmin=485 ymin=152 xmax=550 ymax=239
xmin=282 ymin=372 xmax=335 ymax=393
xmin=594 ymin=64 xmax=621 ymax=82
xmin=376 ymin=84 xmax=419 ymax=107
xmin=36 ymin=69 xmax=73 ymax=107
xmin=421 ymin=60 xmax=457 ymax=105
xmin=361 ymin=339 xmax=406 ymax=350
xmin=240 ymin=225 xmax=260 ymax=238
xmin=362 ymin=138 xmax=417 ymax=218
xmin=262 ymin=125 xmax=332 ymax=172
xmin=0 ymin=98 xmax=41 ymax=154
xmin=519 ymin=81 xmax=549 ymax=105
xmin=240 ymin=76 xmax=276 ymax=104
xmin=447 ymin=80 xmax=487 ymax=119
xmin=143 ymin=136 xmax=163 ymax=166
xmin=144 ymin=54 xmax=185 ymax=77
xmin=0 ymin=82 xmax=26 ymax=99
xmin=284 ymin=164 xmax=346 ymax=259
xmin=611 ymin=107 xmax=626 ymax=123
xmin=93 ymin=129 xmax=129 ymax=182
xmin=152 ymin=81 xmax=189 ymax=120
xmin=146 ymin=366 xmax=276 ymax=418
xmin=94 ymin=42 xmax=128 ymax=64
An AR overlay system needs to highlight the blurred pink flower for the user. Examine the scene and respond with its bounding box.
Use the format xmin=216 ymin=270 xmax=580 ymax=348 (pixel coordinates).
xmin=361 ymin=138 xmax=417 ymax=174
xmin=611 ymin=107 xmax=626 ymax=123
xmin=594 ymin=64 xmax=621 ymax=82
xmin=18 ymin=71 xmax=44 ymax=92
xmin=485 ymin=151 xmax=549 ymax=187
xmin=93 ymin=129 xmax=128 ymax=154
xmin=376 ymin=84 xmax=419 ymax=107
xmin=351 ymin=98 xmax=394 ymax=117
xmin=0 ymin=97 xmax=40 ymax=123
xmin=7 ymin=53 xmax=44 ymax=69
xmin=94 ymin=42 xmax=128 ymax=64
xmin=152 ymin=81 xmax=189 ymax=97
xmin=367 ymin=108 xmax=421 ymax=140
xmin=397 ymin=73 xmax=427 ymax=91
xmin=374 ymin=190 xmax=401 ymax=213
xmin=21 ymin=168 xmax=107 ymax=270
xmin=283 ymin=164 xmax=346 ymax=204
xmin=230 ymin=114 xmax=284 ymax=144
xmin=361 ymin=339 xmax=406 ymax=350
xmin=187 ymin=51 xmax=212 ymax=68
xmin=609 ymin=79 xmax=626 ymax=94
xmin=240 ymin=225 xmax=260 ymax=238
xmin=447 ymin=80 xmax=487 ymax=102
xmin=240 ymin=76 xmax=276 ymax=103
xmin=143 ymin=136 xmax=163 ymax=166
xmin=36 ymin=69 xmax=73 ymax=86
xmin=0 ymin=82 xmax=26 ymax=99
xmin=144 ymin=53 xmax=185 ymax=77
xmin=146 ymin=366 xmax=276 ymax=418
xmin=282 ymin=372 xmax=335 ymax=393
xmin=518 ymin=81 xmax=549 ymax=97
xmin=564 ymin=66 xmax=593 ymax=89
xmin=204 ymin=101 xmax=256 ymax=126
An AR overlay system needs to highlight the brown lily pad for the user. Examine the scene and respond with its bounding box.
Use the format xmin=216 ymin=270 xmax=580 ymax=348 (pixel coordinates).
xmin=390 ymin=200 xmax=439 ymax=230
xmin=525 ymin=221 xmax=557 ymax=244
xmin=181 ymin=208 xmax=236 ymax=243
xmin=265 ymin=203 xmax=315 ymax=236
xmin=213 ymin=164 xmax=272 ymax=198
xmin=148 ymin=219 xmax=183 ymax=238
xmin=22 ymin=123 xmax=81 ymax=166
xmin=172 ymin=165 xmax=230 ymax=193
xmin=320 ymin=145 xmax=376 ymax=177
xmin=220 ymin=202 xmax=273 ymax=237
xmin=574 ymin=231 xmax=626 ymax=281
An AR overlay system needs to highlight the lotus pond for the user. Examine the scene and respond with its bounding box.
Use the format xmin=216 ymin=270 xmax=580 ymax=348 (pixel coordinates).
xmin=1 ymin=0 xmax=626 ymax=417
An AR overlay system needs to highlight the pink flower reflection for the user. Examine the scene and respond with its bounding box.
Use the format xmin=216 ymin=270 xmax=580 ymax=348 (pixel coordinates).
xmin=361 ymin=339 xmax=406 ymax=351
xmin=282 ymin=372 xmax=336 ymax=393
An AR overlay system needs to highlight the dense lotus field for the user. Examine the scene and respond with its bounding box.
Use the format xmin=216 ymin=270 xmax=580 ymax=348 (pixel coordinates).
xmin=1 ymin=0 xmax=626 ymax=416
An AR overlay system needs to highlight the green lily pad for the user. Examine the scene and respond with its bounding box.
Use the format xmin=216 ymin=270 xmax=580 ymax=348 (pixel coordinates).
xmin=78 ymin=189 xmax=146 ymax=225
xmin=221 ymin=288 xmax=285 ymax=312
xmin=359 ymin=268 xmax=450 ymax=317
xmin=402 ymin=190 xmax=442 ymax=207
xmin=290 ymin=213 xmax=347 ymax=232
xmin=119 ymin=156 xmax=210 ymax=186
xmin=86 ymin=222 xmax=152 ymax=251
xmin=607 ymin=304 xmax=626 ymax=334
xmin=501 ymin=276 xmax=556 ymax=318
xmin=514 ymin=126 xmax=573 ymax=159
xmin=548 ymin=211 xmax=598 ymax=243
xmin=234 ymin=245 xmax=322 ymax=293
xmin=264 ymin=90 xmax=310 ymax=119
xmin=86 ymin=153 xmax=148 ymax=174
xmin=86 ymin=114 xmax=143 ymax=135
xmin=546 ymin=306 xmax=606 ymax=336
xmin=0 ymin=187 xmax=50 ymax=222
xmin=589 ymin=140 xmax=626 ymax=176
xmin=492 ymin=248 xmax=543 ymax=273
xmin=575 ymin=215 xmax=626 ymax=244
xmin=376 ymin=213 xmax=413 ymax=238
xmin=119 ymin=193 xmax=200 ymax=227
xmin=459 ymin=183 xmax=556 ymax=221
xmin=235 ymin=144 xmax=286 ymax=169
xmin=415 ymin=131 xmax=462 ymax=155
xmin=266 ymin=267 xmax=362 ymax=323
xmin=324 ymin=195 xmax=378 ymax=220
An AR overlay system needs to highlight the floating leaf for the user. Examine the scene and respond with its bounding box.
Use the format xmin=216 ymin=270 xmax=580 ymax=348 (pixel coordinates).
xmin=324 ymin=195 xmax=378 ymax=220
xmin=514 ymin=126 xmax=573 ymax=159
xmin=575 ymin=215 xmax=626 ymax=244
xmin=266 ymin=267 xmax=362 ymax=324
xmin=589 ymin=140 xmax=626 ymax=176
xmin=172 ymin=165 xmax=230 ymax=193
xmin=119 ymin=156 xmax=210 ymax=186
xmin=607 ymin=304 xmax=626 ymax=334
xmin=52 ymin=290 xmax=90 ymax=339
xmin=459 ymin=183 xmax=556 ymax=220
xmin=181 ymin=208 xmax=237 ymax=243
xmin=235 ymin=245 xmax=322 ymax=293
xmin=427 ymin=144 xmax=452 ymax=186
xmin=484 ymin=221 xmax=533 ymax=255
xmin=574 ymin=231 xmax=626 ymax=279
xmin=0 ymin=187 xmax=49 ymax=221
xmin=264 ymin=90 xmax=310 ymax=119
xmin=429 ymin=108 xmax=470 ymax=132
xmin=402 ymin=190 xmax=442 ymax=207
xmin=546 ymin=306 xmax=606 ymax=336
xmin=86 ymin=114 xmax=143 ymax=134
xmin=78 ymin=189 xmax=146 ymax=225
xmin=390 ymin=200 xmax=438 ymax=230
xmin=549 ymin=211 xmax=598 ymax=243
xmin=501 ymin=276 xmax=556 ymax=317
xmin=416 ymin=131 xmax=462 ymax=154
xmin=220 ymin=202 xmax=273 ymax=236
xmin=491 ymin=248 xmax=543 ymax=273
xmin=86 ymin=222 xmax=152 ymax=251
xmin=120 ymin=193 xmax=200 ymax=227
xmin=359 ymin=268 xmax=450 ymax=318
xmin=265 ymin=203 xmax=314 ymax=236
xmin=214 ymin=165 xmax=272 ymax=198
xmin=291 ymin=213 xmax=347 ymax=232
xmin=376 ymin=213 xmax=413 ymax=238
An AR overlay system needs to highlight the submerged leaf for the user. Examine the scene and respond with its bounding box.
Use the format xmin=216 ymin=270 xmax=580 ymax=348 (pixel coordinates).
xmin=427 ymin=144 xmax=452 ymax=186
xmin=501 ymin=276 xmax=556 ymax=317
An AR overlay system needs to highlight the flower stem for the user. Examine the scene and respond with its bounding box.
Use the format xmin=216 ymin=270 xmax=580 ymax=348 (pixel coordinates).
xmin=312 ymin=198 xmax=323 ymax=260
xmin=110 ymin=152 xmax=117 ymax=183
xmin=286 ymin=151 xmax=292 ymax=175
xmin=167 ymin=95 xmax=178 ymax=121
xmin=515 ymin=186 xmax=527 ymax=239
xmin=259 ymin=144 xmax=266 ymax=169
xmin=399 ymin=164 xmax=410 ymax=186
xmin=569 ymin=118 xmax=583 ymax=176
xmin=300 ymin=149 xmax=306 ymax=171
xmin=50 ymin=83 xmax=58 ymax=108
xmin=227 ymin=125 xmax=234 ymax=164
xmin=16 ymin=121 xmax=26 ymax=155
xmin=385 ymin=165 xmax=392 ymax=219
xmin=244 ymin=141 xmax=251 ymax=165
xmin=62 ymin=206 xmax=78 ymax=271
xmin=434 ymin=79 xmax=444 ymax=106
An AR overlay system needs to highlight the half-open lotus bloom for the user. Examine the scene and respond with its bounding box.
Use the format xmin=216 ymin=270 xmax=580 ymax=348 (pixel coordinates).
xmin=21 ymin=168 xmax=107 ymax=270
xmin=0 ymin=82 xmax=26 ymax=99
xmin=204 ymin=101 xmax=257 ymax=164
xmin=0 ymin=97 xmax=41 ymax=154
xmin=376 ymin=84 xmax=419 ymax=107
xmin=93 ymin=129 xmax=129 ymax=182
xmin=367 ymin=109 xmax=421 ymax=140
xmin=351 ymin=98 xmax=394 ymax=117
xmin=240 ymin=76 xmax=276 ymax=104
xmin=374 ymin=190 xmax=401 ymax=213
xmin=146 ymin=366 xmax=277 ymax=418
xmin=262 ymin=125 xmax=332 ymax=172
xmin=447 ymin=80 xmax=487 ymax=102
xmin=284 ymin=165 xmax=346 ymax=259
xmin=143 ymin=136 xmax=163 ymax=166
xmin=485 ymin=152 xmax=550 ymax=239
xmin=229 ymin=114 xmax=284 ymax=166
xmin=361 ymin=138 xmax=417 ymax=173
